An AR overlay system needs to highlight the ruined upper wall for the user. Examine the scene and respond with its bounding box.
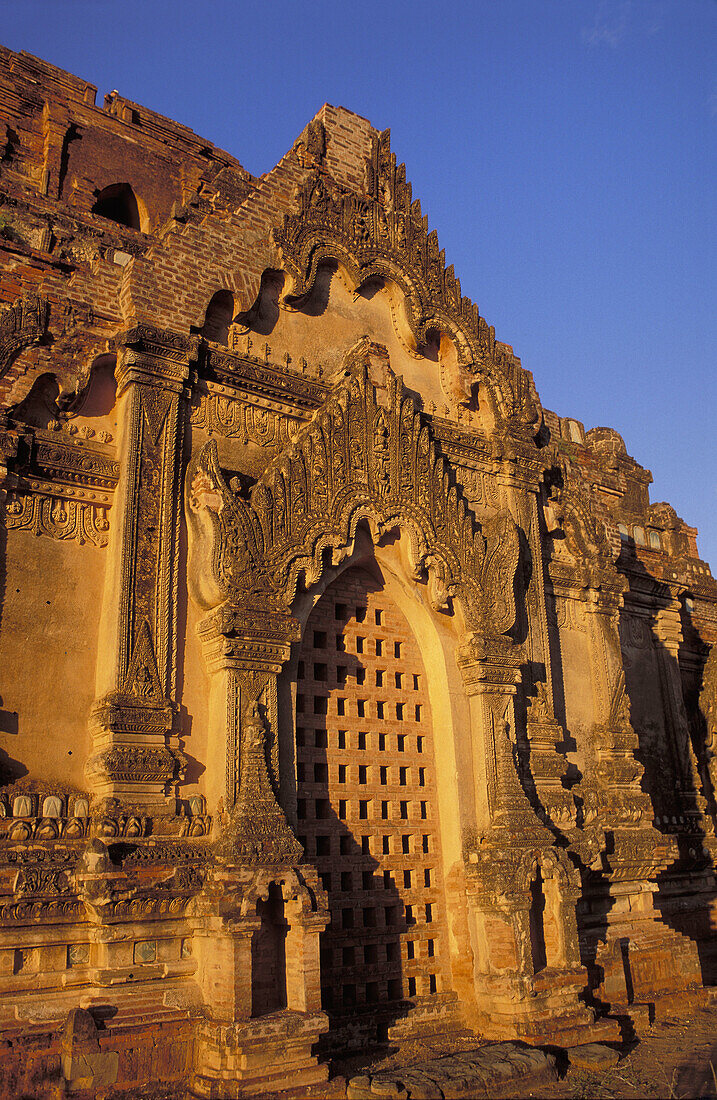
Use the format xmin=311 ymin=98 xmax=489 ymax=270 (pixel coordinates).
xmin=0 ymin=47 xmax=255 ymax=227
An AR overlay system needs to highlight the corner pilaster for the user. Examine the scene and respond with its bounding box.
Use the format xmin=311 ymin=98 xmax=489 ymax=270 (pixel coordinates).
xmin=87 ymin=324 xmax=198 ymax=810
xmin=653 ymin=600 xmax=710 ymax=831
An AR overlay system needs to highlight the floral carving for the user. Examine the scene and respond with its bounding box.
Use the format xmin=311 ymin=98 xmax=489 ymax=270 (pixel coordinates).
xmin=85 ymin=744 xmax=185 ymax=786
xmin=190 ymin=390 xmax=301 ymax=446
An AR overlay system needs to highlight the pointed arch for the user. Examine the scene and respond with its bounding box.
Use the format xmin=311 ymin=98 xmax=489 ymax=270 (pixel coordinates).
xmin=186 ymin=340 xmax=522 ymax=639
xmin=91 ymin=182 xmax=148 ymax=231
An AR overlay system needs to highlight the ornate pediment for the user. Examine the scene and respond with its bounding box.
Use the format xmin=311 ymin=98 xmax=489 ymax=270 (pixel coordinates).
xmin=273 ymin=130 xmax=539 ymax=433
xmin=186 ymin=338 xmax=521 ymax=637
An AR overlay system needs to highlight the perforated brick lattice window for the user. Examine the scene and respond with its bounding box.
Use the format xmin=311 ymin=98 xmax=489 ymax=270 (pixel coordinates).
xmin=294 ymin=566 xmax=451 ymax=1019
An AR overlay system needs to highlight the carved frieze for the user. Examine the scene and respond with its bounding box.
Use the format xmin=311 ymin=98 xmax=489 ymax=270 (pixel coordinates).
xmin=191 ymin=385 xmax=303 ymax=447
xmin=1 ymin=416 xmax=118 ymax=546
xmin=33 ymin=435 xmax=119 ymax=489
xmin=204 ymin=346 xmax=327 ymax=412
xmin=85 ymin=744 xmax=185 ymax=787
xmin=4 ymin=490 xmax=110 ymax=546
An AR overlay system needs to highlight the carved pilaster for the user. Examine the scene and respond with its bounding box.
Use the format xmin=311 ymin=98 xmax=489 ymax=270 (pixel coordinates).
xmin=0 ymin=418 xmax=19 ymax=509
xmin=456 ymin=632 xmax=537 ymax=833
xmin=699 ymin=644 xmax=717 ymax=821
xmin=197 ymin=605 xmax=300 ymax=814
xmin=653 ymin=601 xmax=710 ymax=830
xmin=189 ymin=631 xmax=329 ymax=1095
xmin=455 ymin=630 xmax=596 ymax=1042
xmin=522 ymin=491 xmax=556 ymax=687
xmin=215 ymin=701 xmax=302 ymax=866
xmin=526 ymin=683 xmax=577 ymax=829
xmin=584 ymin=597 xmax=654 ymax=828
xmin=87 ymin=325 xmax=197 ymax=809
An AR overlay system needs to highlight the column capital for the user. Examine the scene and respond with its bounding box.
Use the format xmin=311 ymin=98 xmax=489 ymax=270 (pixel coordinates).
xmin=112 ymin=324 xmax=199 ymax=394
xmin=198 ymin=604 xmax=300 ymax=676
xmin=456 ymin=632 xmax=523 ymax=695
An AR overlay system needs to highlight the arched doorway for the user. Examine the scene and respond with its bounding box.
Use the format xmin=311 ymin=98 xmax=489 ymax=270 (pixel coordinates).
xmin=294 ymin=565 xmax=453 ymax=1040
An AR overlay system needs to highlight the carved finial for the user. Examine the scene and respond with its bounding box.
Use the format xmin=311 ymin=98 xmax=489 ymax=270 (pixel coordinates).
xmin=529 ymin=681 xmax=552 ymax=723
xmin=294 ymin=118 xmax=326 ymax=169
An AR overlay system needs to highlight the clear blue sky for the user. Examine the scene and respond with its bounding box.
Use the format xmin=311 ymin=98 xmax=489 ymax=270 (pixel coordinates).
xmin=5 ymin=0 xmax=716 ymax=566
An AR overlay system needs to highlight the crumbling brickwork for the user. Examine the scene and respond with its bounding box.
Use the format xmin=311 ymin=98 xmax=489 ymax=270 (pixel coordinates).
xmin=0 ymin=45 xmax=716 ymax=1099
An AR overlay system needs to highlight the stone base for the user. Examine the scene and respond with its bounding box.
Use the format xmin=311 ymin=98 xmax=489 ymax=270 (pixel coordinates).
xmin=656 ymin=871 xmax=717 ymax=985
xmin=189 ymin=1010 xmax=329 ymax=1098
xmin=470 ymin=966 xmax=619 ymax=1047
xmin=605 ymin=986 xmax=708 ymax=1039
xmin=591 ymin=917 xmax=703 ymax=1013
xmin=0 ymin=1007 xmax=195 ymax=1100
xmin=387 ymin=992 xmax=465 ymax=1043
xmin=318 ymin=993 xmax=466 ymax=1054
xmin=347 ymin=1042 xmax=559 ymax=1099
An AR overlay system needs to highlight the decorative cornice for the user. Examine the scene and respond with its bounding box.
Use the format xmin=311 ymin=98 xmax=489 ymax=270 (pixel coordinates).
xmin=203 ymin=345 xmax=327 ymax=411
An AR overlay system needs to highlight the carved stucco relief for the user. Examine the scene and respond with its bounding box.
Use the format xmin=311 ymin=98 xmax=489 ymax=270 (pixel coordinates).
xmin=187 ymin=340 xmax=520 ymax=635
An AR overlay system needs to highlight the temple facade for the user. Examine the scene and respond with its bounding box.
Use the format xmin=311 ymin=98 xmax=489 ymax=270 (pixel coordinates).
xmin=0 ymin=46 xmax=716 ymax=1098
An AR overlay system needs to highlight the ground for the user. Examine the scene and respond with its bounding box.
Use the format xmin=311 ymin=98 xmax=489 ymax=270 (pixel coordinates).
xmin=287 ymin=999 xmax=717 ymax=1100
xmin=103 ymin=1000 xmax=717 ymax=1099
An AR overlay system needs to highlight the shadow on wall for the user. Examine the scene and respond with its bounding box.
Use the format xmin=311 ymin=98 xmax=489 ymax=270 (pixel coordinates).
xmin=294 ymin=605 xmax=408 ymax=1051
xmin=0 ymin=521 xmax=24 ymax=787
xmin=195 ymin=264 xmax=350 ymax=353
xmin=536 ymin=515 xmax=717 ymax=1031
xmin=617 ymin=547 xmax=717 ymax=987
xmin=0 ymin=739 xmax=27 ymax=787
